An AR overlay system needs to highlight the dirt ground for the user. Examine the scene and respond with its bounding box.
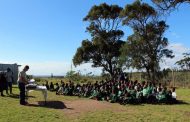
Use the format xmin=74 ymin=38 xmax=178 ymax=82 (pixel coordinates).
xmin=28 ymin=98 xmax=126 ymax=119
xmin=61 ymin=99 xmax=126 ymax=118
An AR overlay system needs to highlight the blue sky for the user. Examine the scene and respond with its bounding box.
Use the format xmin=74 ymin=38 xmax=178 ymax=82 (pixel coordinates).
xmin=0 ymin=0 xmax=189 ymax=75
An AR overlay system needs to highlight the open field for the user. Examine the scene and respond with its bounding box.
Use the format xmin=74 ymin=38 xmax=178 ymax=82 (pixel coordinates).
xmin=0 ymin=86 xmax=190 ymax=122
xmin=33 ymin=71 xmax=190 ymax=88
xmin=125 ymin=71 xmax=190 ymax=88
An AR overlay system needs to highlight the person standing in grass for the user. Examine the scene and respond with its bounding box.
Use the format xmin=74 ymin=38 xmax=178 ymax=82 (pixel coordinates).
xmin=49 ymin=82 xmax=54 ymax=91
xmin=5 ymin=68 xmax=13 ymax=94
xmin=0 ymin=72 xmax=6 ymax=96
xmin=45 ymin=80 xmax=50 ymax=90
xmin=17 ymin=65 xmax=29 ymax=105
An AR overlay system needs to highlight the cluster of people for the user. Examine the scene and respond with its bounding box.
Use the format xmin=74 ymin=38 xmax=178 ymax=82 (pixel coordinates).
xmin=0 ymin=65 xmax=179 ymax=105
xmin=44 ymin=81 xmax=60 ymax=92
xmin=1 ymin=65 xmax=31 ymax=106
xmin=0 ymin=68 xmax=13 ymax=96
xmin=46 ymin=78 xmax=177 ymax=105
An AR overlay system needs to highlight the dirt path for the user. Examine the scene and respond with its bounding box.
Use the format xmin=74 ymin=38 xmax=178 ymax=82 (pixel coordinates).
xmin=28 ymin=94 xmax=126 ymax=118
xmin=62 ymin=99 xmax=126 ymax=118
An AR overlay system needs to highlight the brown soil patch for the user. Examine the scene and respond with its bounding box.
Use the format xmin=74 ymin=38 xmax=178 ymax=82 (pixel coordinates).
xmin=62 ymin=99 xmax=126 ymax=118
xmin=27 ymin=97 xmax=126 ymax=118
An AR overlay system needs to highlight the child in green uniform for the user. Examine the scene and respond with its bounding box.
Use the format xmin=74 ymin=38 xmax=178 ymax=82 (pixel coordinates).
xmin=109 ymin=89 xmax=117 ymax=103
xmin=156 ymin=87 xmax=167 ymax=103
xmin=89 ymin=88 xmax=99 ymax=100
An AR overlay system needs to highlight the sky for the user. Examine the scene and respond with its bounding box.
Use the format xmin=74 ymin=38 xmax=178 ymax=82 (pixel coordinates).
xmin=0 ymin=0 xmax=190 ymax=76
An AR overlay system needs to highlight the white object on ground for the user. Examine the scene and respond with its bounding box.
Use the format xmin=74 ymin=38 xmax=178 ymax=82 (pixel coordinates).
xmin=26 ymin=85 xmax=47 ymax=102
xmin=29 ymin=79 xmax=35 ymax=83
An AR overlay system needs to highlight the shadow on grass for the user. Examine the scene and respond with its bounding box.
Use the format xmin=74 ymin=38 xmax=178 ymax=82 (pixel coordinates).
xmin=6 ymin=94 xmax=36 ymax=99
xmin=154 ymin=100 xmax=190 ymax=105
xmin=175 ymin=100 xmax=189 ymax=105
xmin=27 ymin=101 xmax=74 ymax=110
xmin=120 ymin=100 xmax=189 ymax=106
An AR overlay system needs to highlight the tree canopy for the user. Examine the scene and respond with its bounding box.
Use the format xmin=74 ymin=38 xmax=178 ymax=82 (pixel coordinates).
xmin=73 ymin=3 xmax=125 ymax=78
xmin=152 ymin=0 xmax=190 ymax=11
xmin=73 ymin=1 xmax=176 ymax=81
xmin=176 ymin=53 xmax=190 ymax=71
xmin=120 ymin=1 xmax=174 ymax=81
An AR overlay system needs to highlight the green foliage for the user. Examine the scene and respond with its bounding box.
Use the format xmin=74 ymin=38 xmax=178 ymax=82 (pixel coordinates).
xmin=121 ymin=0 xmax=157 ymax=27
xmin=73 ymin=3 xmax=125 ymax=78
xmin=101 ymin=71 xmax=111 ymax=80
xmin=27 ymin=75 xmax=33 ymax=79
xmin=65 ymin=70 xmax=82 ymax=83
xmin=176 ymin=53 xmax=190 ymax=71
xmin=129 ymin=70 xmax=190 ymax=87
xmin=34 ymin=78 xmax=42 ymax=83
xmin=66 ymin=70 xmax=76 ymax=78
xmin=120 ymin=1 xmax=174 ymax=81
xmin=152 ymin=0 xmax=190 ymax=11
xmin=64 ymin=70 xmax=102 ymax=84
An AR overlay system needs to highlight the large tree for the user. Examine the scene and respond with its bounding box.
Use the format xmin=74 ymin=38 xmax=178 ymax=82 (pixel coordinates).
xmin=73 ymin=3 xmax=125 ymax=78
xmin=120 ymin=1 xmax=174 ymax=81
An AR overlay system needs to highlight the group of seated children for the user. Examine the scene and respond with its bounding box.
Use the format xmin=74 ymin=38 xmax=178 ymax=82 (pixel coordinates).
xmin=45 ymin=79 xmax=177 ymax=104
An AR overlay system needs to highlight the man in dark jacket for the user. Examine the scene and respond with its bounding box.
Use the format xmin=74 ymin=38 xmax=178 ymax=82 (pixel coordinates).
xmin=0 ymin=72 xmax=7 ymax=96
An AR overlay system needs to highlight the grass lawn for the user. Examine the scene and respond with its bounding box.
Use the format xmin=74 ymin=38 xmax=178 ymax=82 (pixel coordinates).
xmin=0 ymin=86 xmax=190 ymax=122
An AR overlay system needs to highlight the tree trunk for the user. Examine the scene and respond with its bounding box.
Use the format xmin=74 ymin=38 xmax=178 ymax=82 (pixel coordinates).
xmin=146 ymin=68 xmax=151 ymax=81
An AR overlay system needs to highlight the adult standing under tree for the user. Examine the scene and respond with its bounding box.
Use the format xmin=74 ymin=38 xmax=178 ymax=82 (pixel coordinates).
xmin=5 ymin=68 xmax=13 ymax=94
xmin=0 ymin=72 xmax=6 ymax=96
xmin=17 ymin=65 xmax=29 ymax=105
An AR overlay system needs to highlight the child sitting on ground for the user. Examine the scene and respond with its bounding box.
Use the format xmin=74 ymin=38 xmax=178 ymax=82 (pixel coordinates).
xmin=172 ymin=87 xmax=177 ymax=103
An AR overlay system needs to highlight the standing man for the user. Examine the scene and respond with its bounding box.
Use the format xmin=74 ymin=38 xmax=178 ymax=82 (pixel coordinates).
xmin=0 ymin=72 xmax=6 ymax=96
xmin=18 ymin=65 xmax=29 ymax=105
xmin=5 ymin=68 xmax=13 ymax=94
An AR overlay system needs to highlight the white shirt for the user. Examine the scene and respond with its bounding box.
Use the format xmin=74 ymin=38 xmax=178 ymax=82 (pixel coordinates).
xmin=172 ymin=92 xmax=177 ymax=99
xmin=17 ymin=71 xmax=28 ymax=84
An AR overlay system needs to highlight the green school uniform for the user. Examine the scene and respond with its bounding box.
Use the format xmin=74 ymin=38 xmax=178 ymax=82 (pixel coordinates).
xmin=118 ymin=91 xmax=122 ymax=97
xmin=143 ymin=88 xmax=148 ymax=97
xmin=89 ymin=90 xmax=98 ymax=98
xmin=136 ymin=91 xmax=142 ymax=99
xmin=109 ymin=93 xmax=117 ymax=103
xmin=129 ymin=89 xmax=136 ymax=99
xmin=146 ymin=86 xmax=153 ymax=97
xmin=156 ymin=91 xmax=166 ymax=101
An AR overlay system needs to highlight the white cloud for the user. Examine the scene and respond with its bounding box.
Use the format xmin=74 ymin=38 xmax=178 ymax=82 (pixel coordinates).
xmin=25 ymin=62 xmax=102 ymax=76
xmin=161 ymin=43 xmax=190 ymax=69
xmin=13 ymin=61 xmax=71 ymax=76
xmin=0 ymin=60 xmax=102 ymax=76
xmin=73 ymin=63 xmax=102 ymax=75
